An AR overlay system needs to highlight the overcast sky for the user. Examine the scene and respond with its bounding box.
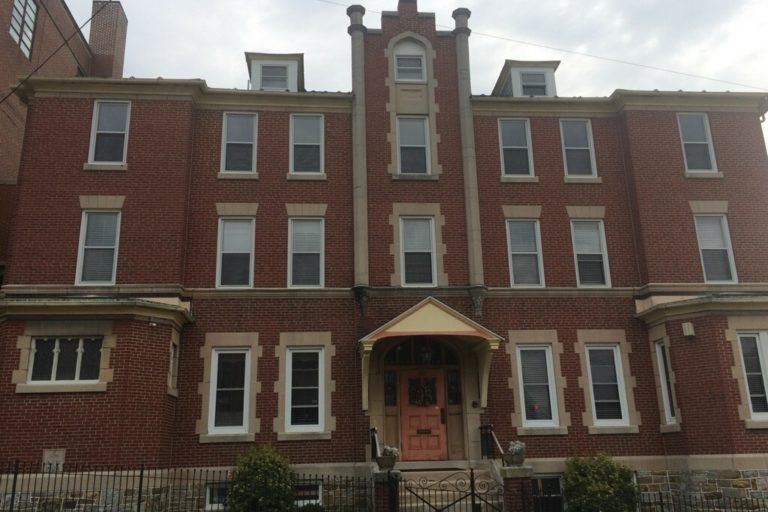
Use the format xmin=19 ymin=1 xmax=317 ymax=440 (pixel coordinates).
xmin=67 ymin=0 xmax=768 ymax=145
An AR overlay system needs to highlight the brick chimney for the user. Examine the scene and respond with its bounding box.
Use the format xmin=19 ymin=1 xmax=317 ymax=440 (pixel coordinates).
xmin=88 ymin=1 xmax=128 ymax=78
xmin=398 ymin=0 xmax=417 ymax=15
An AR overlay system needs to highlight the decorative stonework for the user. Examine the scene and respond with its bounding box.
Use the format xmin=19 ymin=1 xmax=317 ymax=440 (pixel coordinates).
xmin=388 ymin=203 xmax=448 ymax=287
xmin=637 ymin=469 xmax=768 ymax=501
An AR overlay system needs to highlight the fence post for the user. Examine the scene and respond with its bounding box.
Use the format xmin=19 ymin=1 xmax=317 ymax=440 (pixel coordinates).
xmin=501 ymin=465 xmax=533 ymax=512
xmin=8 ymin=460 xmax=19 ymax=512
xmin=373 ymin=469 xmax=399 ymax=512
xmin=470 ymin=468 xmax=479 ymax=512
xmin=136 ymin=465 xmax=144 ymax=512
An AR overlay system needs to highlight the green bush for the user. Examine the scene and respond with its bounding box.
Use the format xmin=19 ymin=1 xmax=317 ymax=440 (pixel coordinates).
xmin=563 ymin=454 xmax=639 ymax=512
xmin=227 ymin=446 xmax=295 ymax=512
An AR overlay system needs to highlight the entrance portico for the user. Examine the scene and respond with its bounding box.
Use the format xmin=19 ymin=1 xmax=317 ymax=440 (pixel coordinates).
xmin=360 ymin=297 xmax=502 ymax=461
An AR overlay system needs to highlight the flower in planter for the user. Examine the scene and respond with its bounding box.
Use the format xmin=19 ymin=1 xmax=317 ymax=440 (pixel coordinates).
xmin=508 ymin=441 xmax=525 ymax=456
xmin=381 ymin=445 xmax=399 ymax=458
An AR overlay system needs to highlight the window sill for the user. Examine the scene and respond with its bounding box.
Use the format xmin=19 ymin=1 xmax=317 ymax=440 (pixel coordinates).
xmin=501 ymin=175 xmax=539 ymax=183
xmin=745 ymin=419 xmax=768 ymax=430
xmin=83 ymin=163 xmax=128 ymax=172
xmin=218 ymin=172 xmax=259 ymax=180
xmin=199 ymin=433 xmax=255 ymax=444
xmin=277 ymin=431 xmax=332 ymax=441
xmin=564 ymin=176 xmax=602 ymax=184
xmin=287 ymin=173 xmax=327 ymax=181
xmin=587 ymin=425 xmax=639 ymax=435
xmin=685 ymin=171 xmax=723 ymax=179
xmin=16 ymin=382 xmax=107 ymax=394
xmin=393 ymin=174 xmax=438 ymax=181
xmin=516 ymin=426 xmax=568 ymax=436
xmin=167 ymin=387 xmax=178 ymax=398
xmin=660 ymin=423 xmax=681 ymax=433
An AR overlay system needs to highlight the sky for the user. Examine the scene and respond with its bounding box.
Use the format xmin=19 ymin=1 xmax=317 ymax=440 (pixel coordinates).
xmin=66 ymin=0 xmax=768 ymax=145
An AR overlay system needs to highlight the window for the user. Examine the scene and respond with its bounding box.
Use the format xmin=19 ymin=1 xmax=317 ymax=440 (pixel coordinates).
xmin=586 ymin=345 xmax=628 ymax=425
xmin=532 ymin=476 xmax=564 ymax=512
xmin=517 ymin=346 xmax=558 ymax=427
xmin=261 ymin=64 xmax=288 ymax=90
xmin=678 ymin=113 xmax=717 ymax=172
xmin=221 ymin=113 xmax=257 ymax=172
xmin=205 ymin=484 xmax=230 ymax=511
xmin=397 ymin=117 xmax=430 ymax=174
xmin=289 ymin=218 xmax=324 ymax=288
xmin=499 ymin=119 xmax=533 ymax=176
xmin=168 ymin=340 xmax=179 ymax=392
xmin=88 ymin=101 xmax=130 ymax=164
xmin=286 ymin=347 xmax=325 ymax=433
xmin=9 ymin=0 xmax=36 ymax=58
xmin=217 ymin=218 xmax=255 ymax=288
xmin=396 ymin=55 xmax=425 ymax=82
xmin=507 ymin=220 xmax=544 ymax=287
xmin=560 ymin=119 xmax=596 ymax=176
xmin=655 ymin=341 xmax=676 ymax=424
xmin=521 ymin=72 xmax=547 ymax=96
xmin=570 ymin=220 xmax=610 ymax=287
xmin=291 ymin=115 xmax=324 ymax=173
xmin=294 ymin=479 xmax=323 ymax=507
xmin=76 ymin=211 xmax=120 ymax=285
xmin=29 ymin=337 xmax=103 ymax=383
xmin=738 ymin=333 xmax=768 ymax=419
xmin=208 ymin=348 xmax=250 ymax=434
xmin=400 ymin=217 xmax=435 ymax=287
xmin=694 ymin=215 xmax=736 ymax=283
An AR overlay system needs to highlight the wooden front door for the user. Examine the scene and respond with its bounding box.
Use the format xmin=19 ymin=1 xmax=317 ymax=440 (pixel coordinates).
xmin=400 ymin=369 xmax=447 ymax=461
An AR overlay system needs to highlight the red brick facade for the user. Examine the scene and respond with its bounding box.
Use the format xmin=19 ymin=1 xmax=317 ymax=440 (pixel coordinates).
xmin=2 ymin=0 xmax=768 ymax=482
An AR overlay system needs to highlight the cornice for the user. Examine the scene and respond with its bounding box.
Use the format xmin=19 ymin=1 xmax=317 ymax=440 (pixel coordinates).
xmin=636 ymin=294 xmax=768 ymax=326
xmin=16 ymin=78 xmax=353 ymax=112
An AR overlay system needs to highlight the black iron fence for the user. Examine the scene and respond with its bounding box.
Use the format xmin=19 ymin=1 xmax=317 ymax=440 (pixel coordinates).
xmin=0 ymin=461 xmax=373 ymax=511
xmin=395 ymin=468 xmax=504 ymax=512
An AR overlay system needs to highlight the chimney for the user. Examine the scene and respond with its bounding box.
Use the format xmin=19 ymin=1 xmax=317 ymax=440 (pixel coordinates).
xmin=88 ymin=1 xmax=128 ymax=78
xmin=398 ymin=0 xmax=417 ymax=15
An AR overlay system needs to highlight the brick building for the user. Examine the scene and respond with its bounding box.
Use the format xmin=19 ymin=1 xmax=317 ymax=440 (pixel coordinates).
xmin=2 ymin=0 xmax=768 ymax=502
xmin=0 ymin=0 xmax=127 ymax=282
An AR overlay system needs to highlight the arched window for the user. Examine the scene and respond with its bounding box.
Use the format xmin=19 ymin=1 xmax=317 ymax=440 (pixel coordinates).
xmin=394 ymin=39 xmax=426 ymax=82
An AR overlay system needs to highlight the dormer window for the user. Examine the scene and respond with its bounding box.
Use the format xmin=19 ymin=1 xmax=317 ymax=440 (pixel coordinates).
xmin=261 ymin=65 xmax=288 ymax=90
xmin=521 ymin=72 xmax=547 ymax=96
xmin=394 ymin=40 xmax=426 ymax=83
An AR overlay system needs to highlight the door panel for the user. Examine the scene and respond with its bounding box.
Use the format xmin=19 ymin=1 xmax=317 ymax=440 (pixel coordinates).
xmin=400 ymin=369 xmax=447 ymax=461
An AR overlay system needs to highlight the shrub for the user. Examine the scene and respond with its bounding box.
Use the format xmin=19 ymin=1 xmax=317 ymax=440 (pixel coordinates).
xmin=227 ymin=446 xmax=295 ymax=512
xmin=563 ymin=454 xmax=639 ymax=512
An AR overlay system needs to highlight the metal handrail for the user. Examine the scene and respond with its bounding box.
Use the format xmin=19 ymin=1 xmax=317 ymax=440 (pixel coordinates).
xmin=370 ymin=427 xmax=381 ymax=460
xmin=480 ymin=425 xmax=504 ymax=459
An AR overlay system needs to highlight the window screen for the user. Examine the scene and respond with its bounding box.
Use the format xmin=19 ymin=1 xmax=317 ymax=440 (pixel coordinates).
xmin=402 ymin=218 xmax=434 ymax=285
xmin=499 ymin=119 xmax=531 ymax=175
xmin=695 ymin=215 xmax=734 ymax=282
xmin=290 ymin=218 xmax=323 ymax=287
xmin=79 ymin=211 xmax=120 ymax=284
xmin=398 ymin=118 xmax=429 ymax=174
xmin=561 ymin=120 xmax=594 ymax=176
xmin=588 ymin=347 xmax=624 ymax=421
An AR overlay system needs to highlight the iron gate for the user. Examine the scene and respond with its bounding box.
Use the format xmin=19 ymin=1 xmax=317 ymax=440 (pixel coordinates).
xmin=393 ymin=468 xmax=504 ymax=511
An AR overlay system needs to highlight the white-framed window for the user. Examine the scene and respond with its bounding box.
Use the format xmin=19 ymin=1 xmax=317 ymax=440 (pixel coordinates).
xmin=76 ymin=211 xmax=121 ymax=285
xmin=294 ymin=479 xmax=324 ymax=507
xmin=9 ymin=0 xmax=37 ymax=58
xmin=517 ymin=345 xmax=559 ymax=427
xmin=261 ymin=64 xmax=289 ymax=90
xmin=677 ymin=113 xmax=717 ymax=172
xmin=290 ymin=114 xmax=324 ymax=174
xmin=88 ymin=101 xmax=130 ymax=164
xmin=168 ymin=340 xmax=179 ymax=391
xmin=521 ymin=72 xmax=548 ymax=96
xmin=288 ymin=218 xmax=324 ymax=288
xmin=394 ymin=39 xmax=426 ymax=82
xmin=28 ymin=337 xmax=103 ymax=384
xmin=738 ymin=333 xmax=768 ymax=420
xmin=560 ymin=119 xmax=596 ymax=177
xmin=507 ymin=219 xmax=544 ymax=287
xmin=498 ymin=119 xmax=533 ymax=176
xmin=286 ymin=347 xmax=325 ymax=433
xmin=221 ymin=112 xmax=257 ymax=172
xmin=586 ymin=345 xmax=629 ymax=426
xmin=570 ymin=220 xmax=610 ymax=287
xmin=205 ymin=483 xmax=231 ymax=511
xmin=694 ymin=215 xmax=737 ymax=283
xmin=400 ymin=217 xmax=436 ymax=287
xmin=216 ymin=218 xmax=255 ymax=288
xmin=397 ymin=117 xmax=430 ymax=175
xmin=655 ymin=341 xmax=676 ymax=425
xmin=208 ymin=348 xmax=251 ymax=435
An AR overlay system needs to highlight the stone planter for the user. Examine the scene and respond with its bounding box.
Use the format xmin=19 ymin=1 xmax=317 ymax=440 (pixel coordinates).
xmin=503 ymin=453 xmax=525 ymax=467
xmin=377 ymin=455 xmax=397 ymax=470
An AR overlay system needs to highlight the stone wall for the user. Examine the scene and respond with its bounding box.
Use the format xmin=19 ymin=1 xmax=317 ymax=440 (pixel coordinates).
xmin=637 ymin=469 xmax=768 ymax=501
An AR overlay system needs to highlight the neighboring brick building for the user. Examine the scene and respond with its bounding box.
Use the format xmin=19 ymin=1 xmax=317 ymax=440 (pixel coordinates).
xmin=2 ymin=0 xmax=768 ymax=503
xmin=0 ymin=0 xmax=127 ymax=281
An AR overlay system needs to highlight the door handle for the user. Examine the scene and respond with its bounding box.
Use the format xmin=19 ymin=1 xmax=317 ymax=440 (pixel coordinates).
xmin=440 ymin=408 xmax=446 ymax=425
